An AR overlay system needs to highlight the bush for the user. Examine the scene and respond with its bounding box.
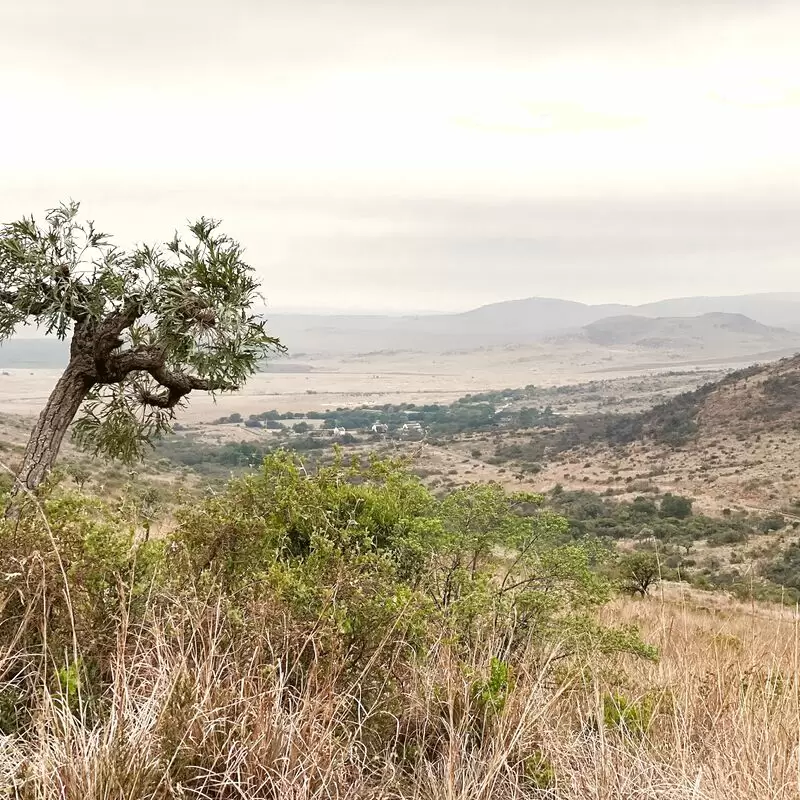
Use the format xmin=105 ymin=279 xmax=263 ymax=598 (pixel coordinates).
xmin=762 ymin=540 xmax=800 ymax=590
xmin=660 ymin=493 xmax=693 ymax=519
xmin=760 ymin=514 xmax=786 ymax=533
xmin=602 ymin=691 xmax=658 ymax=737
xmin=0 ymin=490 xmax=164 ymax=675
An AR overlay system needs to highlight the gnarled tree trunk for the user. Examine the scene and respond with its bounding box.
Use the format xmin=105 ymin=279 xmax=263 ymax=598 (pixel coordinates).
xmin=9 ymin=361 xmax=92 ymax=504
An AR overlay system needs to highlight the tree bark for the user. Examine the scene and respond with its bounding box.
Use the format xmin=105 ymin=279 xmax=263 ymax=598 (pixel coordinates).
xmin=9 ymin=362 xmax=92 ymax=504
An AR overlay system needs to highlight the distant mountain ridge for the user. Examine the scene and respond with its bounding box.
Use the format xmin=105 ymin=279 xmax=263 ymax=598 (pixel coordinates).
xmin=3 ymin=292 xmax=800 ymax=366
xmin=451 ymin=293 xmax=800 ymax=337
xmin=266 ymin=293 xmax=800 ymax=355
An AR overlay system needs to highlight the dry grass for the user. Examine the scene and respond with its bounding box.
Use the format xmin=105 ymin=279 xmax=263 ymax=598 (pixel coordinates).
xmin=1 ymin=585 xmax=799 ymax=799
xmin=594 ymin=589 xmax=800 ymax=799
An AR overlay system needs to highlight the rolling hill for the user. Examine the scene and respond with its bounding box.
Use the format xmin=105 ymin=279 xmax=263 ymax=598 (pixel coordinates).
xmin=249 ymin=293 xmax=800 ymax=356
xmin=523 ymin=352 xmax=800 ymax=513
xmin=609 ymin=350 xmax=800 ymax=445
xmin=578 ymin=312 xmax=800 ymax=351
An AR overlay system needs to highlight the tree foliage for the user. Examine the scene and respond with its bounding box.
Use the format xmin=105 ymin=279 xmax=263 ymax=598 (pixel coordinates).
xmin=617 ymin=551 xmax=661 ymax=596
xmin=659 ymin=493 xmax=693 ymax=520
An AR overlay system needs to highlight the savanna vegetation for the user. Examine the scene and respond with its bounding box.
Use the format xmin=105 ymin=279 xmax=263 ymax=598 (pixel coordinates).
xmin=0 ymin=451 xmax=662 ymax=797
xmin=3 ymin=205 xmax=799 ymax=798
xmin=548 ymin=487 xmax=800 ymax=603
xmin=1 ymin=451 xmax=799 ymax=798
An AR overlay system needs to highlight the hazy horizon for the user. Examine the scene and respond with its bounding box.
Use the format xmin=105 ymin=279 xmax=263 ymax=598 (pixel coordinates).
xmin=269 ymin=290 xmax=800 ymax=316
xmin=2 ymin=1 xmax=799 ymax=311
xmin=6 ymin=290 xmax=800 ymax=327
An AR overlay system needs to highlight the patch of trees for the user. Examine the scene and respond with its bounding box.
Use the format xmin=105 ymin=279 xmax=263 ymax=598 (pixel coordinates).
xmin=456 ymin=386 xmax=535 ymax=404
xmin=215 ymin=410 xmax=305 ymax=424
xmin=153 ymin=435 xmax=331 ymax=474
xmin=547 ymin=488 xmax=757 ymax=551
xmin=762 ymin=540 xmax=800 ymax=591
xmin=243 ymin=401 xmax=563 ymax=436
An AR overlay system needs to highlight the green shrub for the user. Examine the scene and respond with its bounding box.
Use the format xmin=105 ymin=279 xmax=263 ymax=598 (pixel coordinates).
xmin=660 ymin=493 xmax=693 ymax=519
xmin=0 ymin=450 xmax=658 ymax=752
xmin=602 ymin=691 xmax=656 ymax=737
xmin=522 ymin=746 xmax=556 ymax=790
xmin=468 ymin=656 xmax=514 ymax=733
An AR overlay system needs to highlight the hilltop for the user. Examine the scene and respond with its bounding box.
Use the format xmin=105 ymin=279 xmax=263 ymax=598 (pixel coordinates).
xmin=579 ymin=312 xmax=798 ymax=352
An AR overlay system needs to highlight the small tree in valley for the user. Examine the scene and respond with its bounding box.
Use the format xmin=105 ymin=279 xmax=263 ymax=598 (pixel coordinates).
xmin=618 ymin=551 xmax=660 ymax=597
xmin=0 ymin=202 xmax=283 ymax=508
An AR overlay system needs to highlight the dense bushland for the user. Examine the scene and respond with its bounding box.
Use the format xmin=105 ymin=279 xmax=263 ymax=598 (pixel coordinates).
xmin=0 ymin=452 xmax=658 ymax=797
xmin=2 ymin=456 xmax=800 ymax=797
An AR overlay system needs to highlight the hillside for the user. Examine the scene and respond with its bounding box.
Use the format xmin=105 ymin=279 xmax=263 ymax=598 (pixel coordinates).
xmin=3 ymin=359 xmax=800 ymax=797
xmin=695 ymin=353 xmax=800 ymax=434
xmin=513 ymin=354 xmax=800 ymax=513
xmin=621 ymin=352 xmax=800 ymax=443
xmin=3 ymin=436 xmax=799 ymax=799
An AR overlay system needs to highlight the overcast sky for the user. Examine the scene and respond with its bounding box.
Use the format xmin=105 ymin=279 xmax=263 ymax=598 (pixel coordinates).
xmin=2 ymin=0 xmax=799 ymax=312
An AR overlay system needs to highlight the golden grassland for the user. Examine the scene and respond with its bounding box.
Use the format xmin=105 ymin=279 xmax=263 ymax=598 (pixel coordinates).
xmin=2 ymin=584 xmax=799 ymax=799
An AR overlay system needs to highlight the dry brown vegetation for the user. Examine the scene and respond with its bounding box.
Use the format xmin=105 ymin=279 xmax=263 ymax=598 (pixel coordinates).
xmin=1 ymin=586 xmax=799 ymax=799
xmin=510 ymin=355 xmax=800 ymax=516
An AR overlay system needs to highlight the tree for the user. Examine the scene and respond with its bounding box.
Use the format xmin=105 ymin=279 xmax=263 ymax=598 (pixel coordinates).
xmin=0 ymin=202 xmax=283 ymax=505
xmin=66 ymin=464 xmax=91 ymax=490
xmin=618 ymin=551 xmax=660 ymax=597
xmin=675 ymin=536 xmax=695 ymax=556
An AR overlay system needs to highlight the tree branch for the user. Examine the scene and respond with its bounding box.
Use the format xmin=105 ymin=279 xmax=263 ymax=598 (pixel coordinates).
xmin=92 ymin=296 xmax=145 ymax=360
xmin=102 ymin=296 xmax=145 ymax=337
xmin=95 ymin=345 xmax=163 ymax=383
xmin=137 ymin=366 xmax=237 ymax=409
xmin=0 ymin=287 xmax=56 ymax=317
